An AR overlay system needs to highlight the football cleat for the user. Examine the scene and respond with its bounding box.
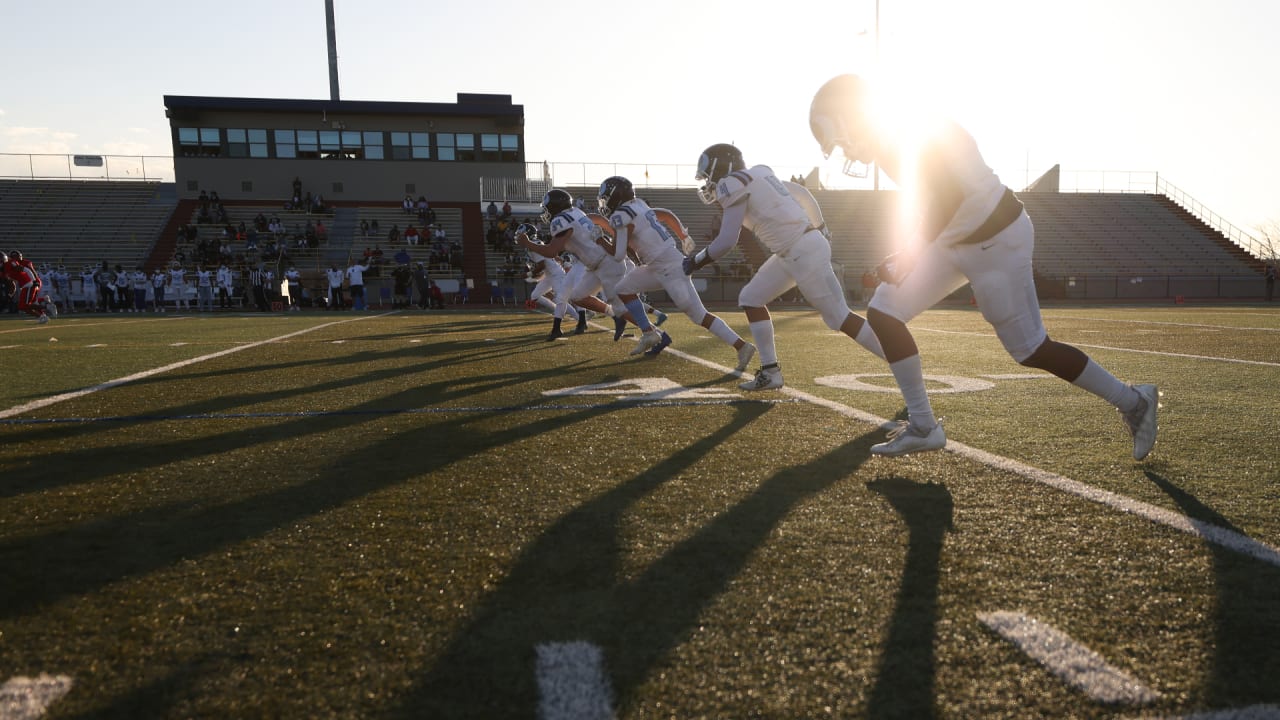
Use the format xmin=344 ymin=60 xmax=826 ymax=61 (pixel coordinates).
xmin=644 ymin=331 xmax=672 ymax=357
xmin=653 ymin=309 xmax=668 ymax=326
xmin=1120 ymin=383 xmax=1159 ymax=460
xmin=630 ymin=329 xmax=662 ymax=356
xmin=739 ymin=366 xmax=783 ymax=391
xmin=871 ymin=421 xmax=946 ymax=456
xmin=574 ymin=315 xmax=588 ymax=334
xmin=613 ymin=316 xmax=627 ymax=341
xmin=37 ymin=312 xmax=50 ymax=325
xmin=735 ymin=342 xmax=757 ymax=372
xmin=545 ymin=328 xmax=564 ymax=342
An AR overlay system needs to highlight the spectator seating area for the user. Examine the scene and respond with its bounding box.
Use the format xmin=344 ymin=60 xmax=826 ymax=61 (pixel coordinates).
xmin=0 ymin=179 xmax=1266 ymax=307
xmin=0 ymin=179 xmax=174 ymax=271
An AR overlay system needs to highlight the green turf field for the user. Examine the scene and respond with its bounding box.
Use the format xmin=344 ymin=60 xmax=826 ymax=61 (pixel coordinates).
xmin=1 ymin=305 xmax=1278 ymax=719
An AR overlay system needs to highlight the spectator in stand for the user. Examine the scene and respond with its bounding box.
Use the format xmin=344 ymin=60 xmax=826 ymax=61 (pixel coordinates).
xmin=387 ymin=224 xmax=400 ymax=244
xmin=151 ymin=266 xmax=168 ymax=312
xmin=217 ymin=263 xmax=235 ymax=309
xmin=312 ymin=193 xmax=326 ymax=214
xmin=404 ymin=224 xmax=420 ymax=246
xmin=1266 ymin=262 xmax=1277 ymax=302
xmin=403 ymin=195 xmax=415 ymax=214
xmin=394 ymin=247 xmax=411 ymax=266
xmin=305 ymin=221 xmax=317 ymax=247
xmin=501 ymin=199 xmax=512 ymax=219
xmin=486 ymin=200 xmax=499 ymax=221
xmin=314 ymin=219 xmax=328 ymax=245
xmin=303 ymin=191 xmax=314 ymax=214
xmin=346 ymin=257 xmax=372 ymax=310
xmin=416 ymin=195 xmax=430 ymax=222
xmin=326 ymin=263 xmax=346 ymax=310
xmin=432 ymin=224 xmax=447 ymax=247
xmin=360 ymin=219 xmax=370 ymax=238
xmin=292 ymin=176 xmax=303 ymax=203
xmin=370 ymin=219 xmax=380 ymax=236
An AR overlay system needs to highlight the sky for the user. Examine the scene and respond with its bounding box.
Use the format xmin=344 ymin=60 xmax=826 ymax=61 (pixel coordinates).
xmin=2 ymin=0 xmax=1278 ymax=232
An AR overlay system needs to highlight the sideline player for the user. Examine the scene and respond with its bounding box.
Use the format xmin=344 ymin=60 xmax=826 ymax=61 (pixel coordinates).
xmin=600 ymin=176 xmax=755 ymax=367
xmin=686 ymin=143 xmax=884 ymax=390
xmin=808 ymin=73 xmax=1158 ymax=458
xmin=2 ymin=250 xmax=51 ymax=324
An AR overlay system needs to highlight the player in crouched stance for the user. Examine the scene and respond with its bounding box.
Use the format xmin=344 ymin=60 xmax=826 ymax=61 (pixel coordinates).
xmin=686 ymin=143 xmax=885 ymax=391
xmin=599 ymin=176 xmax=756 ymax=368
xmin=808 ymin=73 xmax=1158 ymax=459
xmin=2 ymin=250 xmax=51 ymax=324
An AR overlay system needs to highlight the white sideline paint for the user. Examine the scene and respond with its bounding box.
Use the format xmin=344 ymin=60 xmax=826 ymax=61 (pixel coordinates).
xmin=0 ymin=314 xmax=390 ymax=421
xmin=656 ymin=342 xmax=1280 ymax=569
xmin=0 ymin=675 xmax=73 ymax=720
xmin=978 ymin=612 xmax=1160 ymax=705
xmin=1144 ymin=704 xmax=1280 ymax=719
xmin=914 ymin=327 xmax=1280 ymax=367
xmin=535 ymin=642 xmax=615 ymax=720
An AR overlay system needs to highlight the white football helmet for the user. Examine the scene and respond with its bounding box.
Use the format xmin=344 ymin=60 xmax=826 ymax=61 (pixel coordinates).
xmin=809 ymin=74 xmax=875 ymax=178
xmin=694 ymin=143 xmax=744 ymax=205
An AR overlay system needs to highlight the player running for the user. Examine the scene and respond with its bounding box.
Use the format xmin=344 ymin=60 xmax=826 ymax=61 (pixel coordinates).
xmin=808 ymin=73 xmax=1158 ymax=458
xmin=2 ymin=250 xmax=52 ymax=324
xmin=685 ymin=143 xmax=884 ymax=391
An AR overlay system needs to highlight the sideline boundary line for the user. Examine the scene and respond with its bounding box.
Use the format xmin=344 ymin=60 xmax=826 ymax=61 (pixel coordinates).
xmin=654 ymin=337 xmax=1280 ymax=569
xmin=0 ymin=313 xmax=393 ymax=421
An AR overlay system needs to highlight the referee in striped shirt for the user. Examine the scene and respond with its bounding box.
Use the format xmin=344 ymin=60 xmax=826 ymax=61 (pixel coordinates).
xmin=249 ymin=264 xmax=270 ymax=312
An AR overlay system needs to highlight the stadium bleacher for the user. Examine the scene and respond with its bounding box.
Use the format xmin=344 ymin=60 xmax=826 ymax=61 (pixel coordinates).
xmin=0 ymin=177 xmax=1268 ymax=304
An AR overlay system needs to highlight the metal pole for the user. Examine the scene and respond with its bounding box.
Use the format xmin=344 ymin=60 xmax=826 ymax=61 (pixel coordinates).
xmin=325 ymin=0 xmax=340 ymax=101
xmin=872 ymin=0 xmax=880 ymax=191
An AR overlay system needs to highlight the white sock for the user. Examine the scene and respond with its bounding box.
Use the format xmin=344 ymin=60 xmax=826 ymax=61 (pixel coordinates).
xmin=1072 ymin=359 xmax=1139 ymax=411
xmin=889 ymin=354 xmax=936 ymax=429
xmin=749 ymin=319 xmax=778 ymax=366
xmin=855 ymin=322 xmax=885 ymax=360
xmin=707 ymin=317 xmax=742 ymax=347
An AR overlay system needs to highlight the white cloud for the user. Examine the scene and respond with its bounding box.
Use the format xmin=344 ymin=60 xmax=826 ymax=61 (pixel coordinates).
xmin=0 ymin=127 xmax=78 ymax=154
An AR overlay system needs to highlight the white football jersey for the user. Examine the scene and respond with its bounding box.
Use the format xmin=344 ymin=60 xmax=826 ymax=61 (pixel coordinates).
xmin=903 ymin=121 xmax=1007 ymax=247
xmin=548 ymin=208 xmax=609 ymax=270
xmin=169 ymin=268 xmax=186 ymax=287
xmin=528 ymin=249 xmax=565 ymax=278
xmin=711 ymin=165 xmax=812 ymax=255
xmin=606 ymin=198 xmax=684 ymax=267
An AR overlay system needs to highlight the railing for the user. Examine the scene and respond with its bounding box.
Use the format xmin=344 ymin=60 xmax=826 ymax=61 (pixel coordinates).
xmin=1156 ymin=177 xmax=1269 ymax=261
xmin=0 ymin=153 xmax=174 ymax=182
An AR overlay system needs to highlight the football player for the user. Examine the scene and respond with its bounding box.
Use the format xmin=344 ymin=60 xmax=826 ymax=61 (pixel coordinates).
xmin=686 ymin=143 xmax=885 ymax=391
xmin=514 ymin=188 xmax=644 ymax=341
xmin=600 ymin=176 xmax=756 ymax=367
xmin=808 ymin=73 xmax=1158 ymax=459
xmin=521 ymin=223 xmax=585 ymax=340
xmin=2 ymin=250 xmax=51 ymax=323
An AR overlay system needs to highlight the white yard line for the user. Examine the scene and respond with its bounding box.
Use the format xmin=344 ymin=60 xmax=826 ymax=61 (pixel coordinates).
xmin=914 ymin=327 xmax=1280 ymax=367
xmin=535 ymin=642 xmax=615 ymax=720
xmin=978 ymin=611 xmax=1160 ymax=705
xmin=0 ymin=314 xmax=390 ymax=421
xmin=0 ymin=675 xmax=73 ymax=720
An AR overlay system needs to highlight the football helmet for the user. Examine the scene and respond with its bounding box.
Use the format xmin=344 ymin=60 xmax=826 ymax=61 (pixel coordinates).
xmin=694 ymin=143 xmax=745 ymax=204
xmin=515 ymin=222 xmax=539 ymax=241
xmin=597 ymin=176 xmax=635 ymax=215
xmin=540 ymin=189 xmax=574 ymax=224
xmin=809 ymin=74 xmax=874 ymax=177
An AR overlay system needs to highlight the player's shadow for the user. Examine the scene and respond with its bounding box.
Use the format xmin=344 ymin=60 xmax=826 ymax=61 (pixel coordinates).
xmin=865 ymin=477 xmax=954 ymax=720
xmin=392 ymin=410 xmax=881 ymax=717
xmin=1145 ymin=469 xmax=1280 ymax=707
